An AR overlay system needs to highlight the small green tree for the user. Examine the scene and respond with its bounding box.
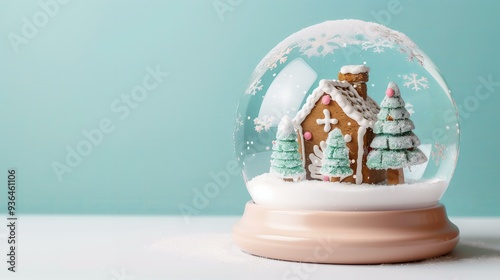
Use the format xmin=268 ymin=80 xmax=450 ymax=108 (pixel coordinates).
xmin=270 ymin=116 xmax=305 ymax=181
xmin=320 ymin=128 xmax=353 ymax=182
xmin=367 ymin=82 xmax=427 ymax=185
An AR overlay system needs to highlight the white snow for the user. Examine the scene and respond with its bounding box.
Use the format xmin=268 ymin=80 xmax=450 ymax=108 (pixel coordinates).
xmin=247 ymin=173 xmax=448 ymax=211
xmin=149 ymin=233 xmax=269 ymax=266
xmin=340 ymin=65 xmax=370 ymax=74
xmin=276 ymin=115 xmax=295 ymax=137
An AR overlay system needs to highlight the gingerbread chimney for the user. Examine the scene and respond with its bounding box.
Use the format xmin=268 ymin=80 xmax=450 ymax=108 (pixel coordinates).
xmin=338 ymin=65 xmax=370 ymax=100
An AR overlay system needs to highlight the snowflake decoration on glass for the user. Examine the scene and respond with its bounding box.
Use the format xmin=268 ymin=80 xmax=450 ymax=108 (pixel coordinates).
xmin=265 ymin=47 xmax=293 ymax=70
xmin=254 ymin=115 xmax=274 ymax=133
xmin=369 ymin=24 xmax=424 ymax=65
xmin=431 ymin=143 xmax=447 ymax=166
xmin=253 ymin=21 xmax=427 ymax=74
xmin=245 ymin=79 xmax=263 ymax=95
xmin=402 ymin=73 xmax=429 ymax=91
xmin=235 ymin=113 xmax=244 ymax=132
xmin=361 ymin=39 xmax=393 ymax=53
xmin=298 ymin=34 xmax=340 ymax=57
xmin=405 ymin=102 xmax=415 ymax=115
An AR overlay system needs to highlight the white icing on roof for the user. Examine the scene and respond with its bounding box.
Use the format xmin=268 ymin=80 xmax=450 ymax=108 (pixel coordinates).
xmin=293 ymin=79 xmax=379 ymax=128
xmin=340 ymin=65 xmax=370 ymax=74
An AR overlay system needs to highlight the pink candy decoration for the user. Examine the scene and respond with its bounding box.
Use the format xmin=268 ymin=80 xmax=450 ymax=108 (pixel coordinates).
xmin=304 ymin=131 xmax=312 ymax=141
xmin=323 ymin=175 xmax=329 ymax=182
xmin=321 ymin=95 xmax=331 ymax=105
xmin=386 ymin=88 xmax=395 ymax=97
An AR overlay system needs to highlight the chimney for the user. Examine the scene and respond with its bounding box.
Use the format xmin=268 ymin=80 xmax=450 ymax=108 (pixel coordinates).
xmin=338 ymin=65 xmax=370 ymax=100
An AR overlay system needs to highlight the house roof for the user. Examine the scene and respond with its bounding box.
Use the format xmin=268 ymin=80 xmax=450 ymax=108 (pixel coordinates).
xmin=293 ymin=79 xmax=380 ymax=128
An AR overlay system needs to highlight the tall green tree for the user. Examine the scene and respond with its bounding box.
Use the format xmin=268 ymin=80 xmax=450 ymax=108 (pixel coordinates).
xmin=367 ymin=82 xmax=427 ymax=184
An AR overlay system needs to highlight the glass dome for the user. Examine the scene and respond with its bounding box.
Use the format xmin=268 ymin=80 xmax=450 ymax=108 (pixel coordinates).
xmin=234 ymin=20 xmax=459 ymax=211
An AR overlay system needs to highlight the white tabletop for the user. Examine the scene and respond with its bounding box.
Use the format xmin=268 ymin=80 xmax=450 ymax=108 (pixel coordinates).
xmin=0 ymin=216 xmax=499 ymax=280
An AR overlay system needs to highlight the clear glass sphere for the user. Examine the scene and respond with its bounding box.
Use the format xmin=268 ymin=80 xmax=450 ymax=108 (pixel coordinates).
xmin=234 ymin=20 xmax=459 ymax=211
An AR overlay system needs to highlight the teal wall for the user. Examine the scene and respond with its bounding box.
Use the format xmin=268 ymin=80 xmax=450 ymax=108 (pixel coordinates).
xmin=0 ymin=0 xmax=498 ymax=216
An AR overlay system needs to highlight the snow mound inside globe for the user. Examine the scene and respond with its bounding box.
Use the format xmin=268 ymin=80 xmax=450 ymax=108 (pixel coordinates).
xmin=234 ymin=19 xmax=459 ymax=211
xmin=248 ymin=173 xmax=446 ymax=211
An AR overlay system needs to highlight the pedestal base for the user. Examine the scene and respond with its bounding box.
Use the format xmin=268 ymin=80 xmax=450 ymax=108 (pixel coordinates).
xmin=232 ymin=201 xmax=459 ymax=264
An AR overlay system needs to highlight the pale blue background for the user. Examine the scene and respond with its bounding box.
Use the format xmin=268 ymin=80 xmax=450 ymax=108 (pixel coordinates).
xmin=0 ymin=0 xmax=498 ymax=216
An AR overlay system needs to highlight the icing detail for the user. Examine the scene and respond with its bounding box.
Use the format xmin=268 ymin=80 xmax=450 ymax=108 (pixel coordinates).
xmin=340 ymin=65 xmax=370 ymax=74
xmin=308 ymin=141 xmax=327 ymax=180
xmin=297 ymin=126 xmax=306 ymax=170
xmin=316 ymin=109 xmax=338 ymax=132
xmin=344 ymin=134 xmax=352 ymax=142
xmin=304 ymin=131 xmax=312 ymax=141
xmin=356 ymin=126 xmax=366 ymax=184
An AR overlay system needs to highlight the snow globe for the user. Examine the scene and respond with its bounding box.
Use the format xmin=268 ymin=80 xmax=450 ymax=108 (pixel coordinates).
xmin=232 ymin=20 xmax=459 ymax=264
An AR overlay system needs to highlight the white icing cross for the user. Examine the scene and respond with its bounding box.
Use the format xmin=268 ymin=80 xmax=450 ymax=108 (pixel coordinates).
xmin=316 ymin=109 xmax=338 ymax=132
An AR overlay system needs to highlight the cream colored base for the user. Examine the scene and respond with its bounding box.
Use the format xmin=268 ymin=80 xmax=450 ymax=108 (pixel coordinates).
xmin=232 ymin=201 xmax=459 ymax=264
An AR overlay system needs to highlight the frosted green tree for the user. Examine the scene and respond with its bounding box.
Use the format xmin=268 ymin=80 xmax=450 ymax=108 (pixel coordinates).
xmin=270 ymin=116 xmax=305 ymax=181
xmin=367 ymin=82 xmax=427 ymax=185
xmin=320 ymin=128 xmax=353 ymax=182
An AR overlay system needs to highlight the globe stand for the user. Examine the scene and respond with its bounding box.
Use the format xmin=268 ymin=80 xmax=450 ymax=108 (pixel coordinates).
xmin=232 ymin=201 xmax=459 ymax=264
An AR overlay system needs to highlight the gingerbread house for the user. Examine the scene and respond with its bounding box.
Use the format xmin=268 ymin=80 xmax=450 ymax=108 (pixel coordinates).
xmin=293 ymin=65 xmax=387 ymax=184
